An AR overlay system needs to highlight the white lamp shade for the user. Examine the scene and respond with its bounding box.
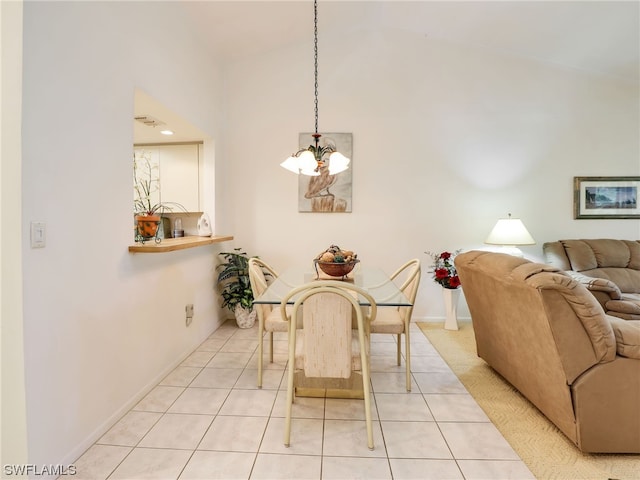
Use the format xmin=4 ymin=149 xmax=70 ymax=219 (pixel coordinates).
xmin=280 ymin=150 xmax=321 ymax=175
xmin=485 ymin=217 xmax=535 ymax=245
xmin=280 ymin=156 xmax=301 ymax=173
xmin=328 ymin=151 xmax=350 ymax=175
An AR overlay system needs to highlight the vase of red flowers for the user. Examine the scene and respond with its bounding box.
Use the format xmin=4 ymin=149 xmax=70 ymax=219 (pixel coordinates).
xmin=426 ymin=250 xmax=462 ymax=330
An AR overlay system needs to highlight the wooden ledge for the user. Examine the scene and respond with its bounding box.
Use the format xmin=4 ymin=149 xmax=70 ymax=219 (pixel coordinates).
xmin=128 ymin=235 xmax=233 ymax=253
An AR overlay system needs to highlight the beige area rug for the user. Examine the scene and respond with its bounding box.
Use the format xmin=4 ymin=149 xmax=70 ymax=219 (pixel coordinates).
xmin=418 ymin=321 xmax=640 ymax=480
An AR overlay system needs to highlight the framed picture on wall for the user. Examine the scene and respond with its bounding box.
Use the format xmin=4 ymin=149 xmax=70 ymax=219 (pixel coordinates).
xmin=574 ymin=176 xmax=640 ymax=219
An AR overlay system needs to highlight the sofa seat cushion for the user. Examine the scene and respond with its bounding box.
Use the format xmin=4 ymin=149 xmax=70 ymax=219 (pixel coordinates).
xmin=608 ymin=316 xmax=640 ymax=359
xmin=606 ymin=294 xmax=640 ymax=320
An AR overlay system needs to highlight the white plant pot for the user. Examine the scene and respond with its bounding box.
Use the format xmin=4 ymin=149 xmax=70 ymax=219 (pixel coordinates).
xmin=442 ymin=287 xmax=461 ymax=331
xmin=234 ymin=304 xmax=256 ymax=329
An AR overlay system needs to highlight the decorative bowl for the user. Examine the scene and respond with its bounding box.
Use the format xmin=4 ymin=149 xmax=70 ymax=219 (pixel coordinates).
xmin=314 ymin=259 xmax=360 ymax=278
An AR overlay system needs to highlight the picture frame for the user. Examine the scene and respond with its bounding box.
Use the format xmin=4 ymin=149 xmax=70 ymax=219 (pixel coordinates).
xmin=573 ymin=176 xmax=640 ymax=219
xmin=298 ymin=132 xmax=353 ymax=213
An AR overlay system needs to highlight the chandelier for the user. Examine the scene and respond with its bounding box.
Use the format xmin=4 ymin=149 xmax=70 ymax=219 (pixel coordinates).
xmin=280 ymin=0 xmax=350 ymax=176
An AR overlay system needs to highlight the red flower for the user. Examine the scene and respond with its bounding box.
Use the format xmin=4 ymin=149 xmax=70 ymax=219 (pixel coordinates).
xmin=440 ymin=252 xmax=452 ymax=260
xmin=448 ymin=275 xmax=461 ymax=288
xmin=435 ymin=268 xmax=449 ymax=279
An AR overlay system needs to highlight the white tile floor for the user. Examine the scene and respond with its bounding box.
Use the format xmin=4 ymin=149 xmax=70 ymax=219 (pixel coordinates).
xmin=72 ymin=321 xmax=535 ymax=480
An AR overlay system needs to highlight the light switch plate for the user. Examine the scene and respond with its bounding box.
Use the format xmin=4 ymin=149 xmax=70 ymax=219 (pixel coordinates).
xmin=30 ymin=222 xmax=46 ymax=248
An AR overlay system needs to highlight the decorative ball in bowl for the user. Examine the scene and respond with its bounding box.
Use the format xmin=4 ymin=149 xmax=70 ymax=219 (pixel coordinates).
xmin=315 ymin=259 xmax=360 ymax=278
xmin=314 ymin=245 xmax=360 ymax=279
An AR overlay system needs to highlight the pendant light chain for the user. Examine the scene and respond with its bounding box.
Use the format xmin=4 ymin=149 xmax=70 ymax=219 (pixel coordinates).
xmin=314 ymin=0 xmax=319 ymax=136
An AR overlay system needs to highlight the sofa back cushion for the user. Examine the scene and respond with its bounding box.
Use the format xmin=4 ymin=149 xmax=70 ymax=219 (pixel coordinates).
xmin=544 ymin=239 xmax=640 ymax=293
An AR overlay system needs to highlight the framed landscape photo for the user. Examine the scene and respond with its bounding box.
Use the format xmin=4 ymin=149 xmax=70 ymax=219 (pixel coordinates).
xmin=574 ymin=176 xmax=640 ymax=219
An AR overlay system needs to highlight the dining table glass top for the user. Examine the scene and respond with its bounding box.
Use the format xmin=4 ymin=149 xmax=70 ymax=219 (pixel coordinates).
xmin=253 ymin=265 xmax=412 ymax=307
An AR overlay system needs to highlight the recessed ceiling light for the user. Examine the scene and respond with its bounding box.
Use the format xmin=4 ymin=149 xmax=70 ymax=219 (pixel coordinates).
xmin=160 ymin=130 xmax=174 ymax=135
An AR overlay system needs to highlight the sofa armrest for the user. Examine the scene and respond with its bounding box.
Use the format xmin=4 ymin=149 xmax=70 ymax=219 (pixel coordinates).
xmin=565 ymin=271 xmax=622 ymax=300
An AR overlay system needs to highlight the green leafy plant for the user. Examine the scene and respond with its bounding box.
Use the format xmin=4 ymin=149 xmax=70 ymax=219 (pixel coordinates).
xmin=216 ymin=249 xmax=255 ymax=311
xmin=133 ymin=151 xmax=186 ymax=216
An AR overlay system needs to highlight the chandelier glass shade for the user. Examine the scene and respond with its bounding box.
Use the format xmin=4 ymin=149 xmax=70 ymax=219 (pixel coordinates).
xmin=280 ymin=0 xmax=350 ymax=176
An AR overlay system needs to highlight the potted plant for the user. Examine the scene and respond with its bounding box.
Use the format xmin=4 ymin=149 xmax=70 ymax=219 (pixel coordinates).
xmin=216 ymin=248 xmax=257 ymax=328
xmin=133 ymin=151 xmax=185 ymax=242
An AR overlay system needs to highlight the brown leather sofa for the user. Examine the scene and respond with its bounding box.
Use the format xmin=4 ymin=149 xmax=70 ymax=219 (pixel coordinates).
xmin=543 ymin=239 xmax=640 ymax=319
xmin=455 ymin=250 xmax=640 ymax=453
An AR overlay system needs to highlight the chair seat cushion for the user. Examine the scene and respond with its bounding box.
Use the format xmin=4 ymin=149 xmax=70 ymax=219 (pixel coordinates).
xmin=294 ymin=330 xmax=362 ymax=372
xmin=370 ymin=308 xmax=404 ymax=334
xmin=264 ymin=306 xmax=293 ymax=331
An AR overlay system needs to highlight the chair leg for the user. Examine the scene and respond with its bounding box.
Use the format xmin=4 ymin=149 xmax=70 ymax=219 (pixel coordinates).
xmin=258 ymin=326 xmax=264 ymax=389
xmin=396 ymin=333 xmax=401 ymax=366
xmin=405 ymin=329 xmax=411 ymax=392
xmin=284 ymin=330 xmax=296 ymax=447
xmin=269 ymin=332 xmax=274 ymax=363
xmin=362 ymin=348 xmax=374 ymax=450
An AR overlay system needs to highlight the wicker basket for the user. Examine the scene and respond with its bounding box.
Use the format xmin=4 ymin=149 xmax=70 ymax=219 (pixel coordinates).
xmin=315 ymin=259 xmax=360 ymax=278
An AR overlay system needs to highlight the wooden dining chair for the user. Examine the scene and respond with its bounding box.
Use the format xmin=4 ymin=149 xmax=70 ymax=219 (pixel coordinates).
xmin=281 ymin=281 xmax=377 ymax=450
xmin=369 ymin=259 xmax=421 ymax=391
xmin=248 ymin=257 xmax=288 ymax=388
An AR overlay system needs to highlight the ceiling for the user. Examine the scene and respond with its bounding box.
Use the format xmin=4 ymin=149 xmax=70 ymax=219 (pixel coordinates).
xmin=182 ymin=0 xmax=639 ymax=82
xmin=135 ymin=1 xmax=639 ymax=144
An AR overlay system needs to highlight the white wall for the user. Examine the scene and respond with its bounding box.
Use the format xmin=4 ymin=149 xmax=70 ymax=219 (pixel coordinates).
xmin=1 ymin=0 xmax=29 ymax=471
xmin=223 ymin=26 xmax=640 ymax=320
xmin=21 ymin=1 xmax=229 ymax=468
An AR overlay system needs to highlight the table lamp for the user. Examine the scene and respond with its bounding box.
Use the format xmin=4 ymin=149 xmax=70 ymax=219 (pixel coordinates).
xmin=485 ymin=213 xmax=535 ymax=256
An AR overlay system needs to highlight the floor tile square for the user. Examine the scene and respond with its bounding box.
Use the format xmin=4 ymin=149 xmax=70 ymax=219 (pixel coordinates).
xmin=167 ymin=387 xmax=230 ymax=415
xmin=375 ymin=393 xmax=433 ymax=421
xmin=370 ymin=372 xmax=416 ymax=393
xmin=159 ymin=366 xmax=202 ymax=387
xmin=259 ymin=417 xmax=323 ymax=456
xmin=413 ymin=371 xmax=468 ymax=394
xmin=425 ymin=393 xmax=490 ymax=422
xmin=322 ymin=456 xmax=392 ymax=479
xmin=272 ymin=390 xmax=326 ymax=419
xmin=132 ymin=386 xmax=184 ymax=412
xmin=198 ymin=415 xmax=268 ymax=452
xmin=97 ymin=411 xmax=162 ymax=446
xmin=251 ymin=453 xmax=321 ymax=480
xmin=179 ymin=450 xmax=255 ymax=479
xmin=324 ymin=397 xmax=379 ymax=421
xmin=71 ymin=444 xmax=132 ymax=480
xmin=235 ymin=367 xmax=284 ymax=390
xmin=206 ymin=352 xmax=252 ymax=369
xmin=388 ymin=458 xmax=464 ymax=479
xmin=109 ymin=447 xmax=191 ymax=479
xmin=381 ymin=420 xmax=452 ymax=459
xmin=218 ymin=389 xmax=278 ymax=416
xmin=439 ymin=422 xmax=521 ymax=460
xmin=138 ymin=413 xmax=213 ymax=449
xmin=322 ymin=418 xmax=386 ymax=457
xmin=181 ymin=350 xmax=216 ymax=367
xmin=190 ymin=367 xmax=242 ymax=388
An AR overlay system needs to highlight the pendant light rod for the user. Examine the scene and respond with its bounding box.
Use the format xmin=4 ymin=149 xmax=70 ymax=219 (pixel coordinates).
xmin=314 ymin=0 xmax=319 ymax=136
xmin=280 ymin=0 xmax=351 ymax=176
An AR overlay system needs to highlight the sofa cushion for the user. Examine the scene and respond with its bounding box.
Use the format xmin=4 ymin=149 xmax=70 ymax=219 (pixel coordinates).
xmin=606 ymin=293 xmax=640 ymax=320
xmin=608 ymin=316 xmax=640 ymax=359
xmin=554 ymin=239 xmax=640 ymax=294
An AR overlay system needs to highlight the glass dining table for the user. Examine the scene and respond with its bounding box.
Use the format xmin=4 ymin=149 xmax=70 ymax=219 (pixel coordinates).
xmin=253 ymin=264 xmax=411 ymax=399
xmin=252 ymin=264 xmax=412 ymax=307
